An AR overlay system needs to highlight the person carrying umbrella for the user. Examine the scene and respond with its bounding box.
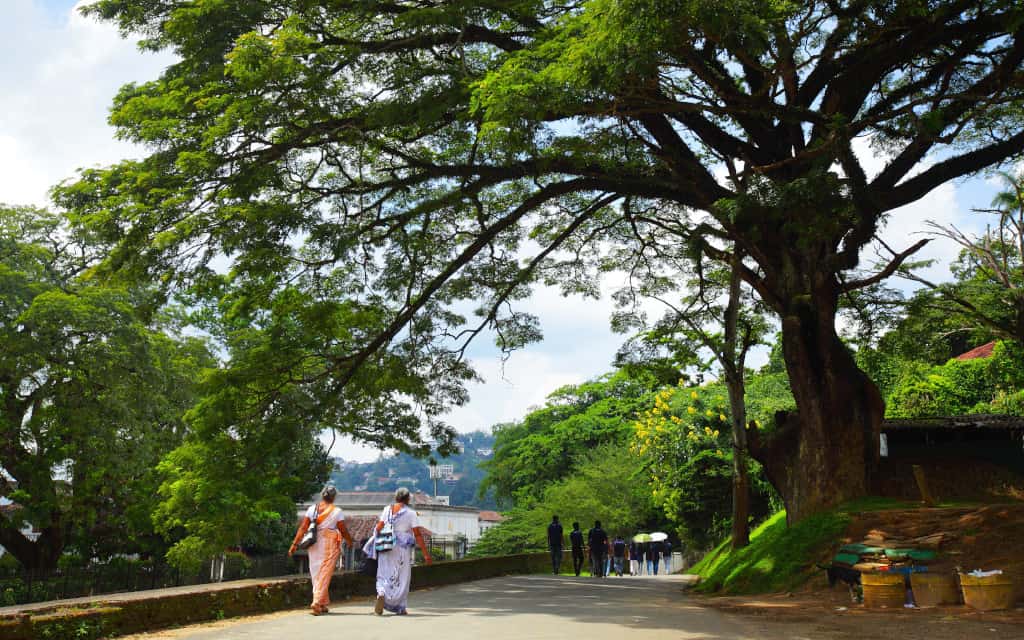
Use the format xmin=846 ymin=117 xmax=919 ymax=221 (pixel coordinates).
xmin=632 ymin=533 xmax=651 ymax=576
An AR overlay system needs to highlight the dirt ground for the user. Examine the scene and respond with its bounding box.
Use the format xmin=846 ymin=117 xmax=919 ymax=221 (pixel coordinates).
xmin=691 ymin=504 xmax=1024 ymax=639
xmin=696 ymin=588 xmax=1024 ymax=639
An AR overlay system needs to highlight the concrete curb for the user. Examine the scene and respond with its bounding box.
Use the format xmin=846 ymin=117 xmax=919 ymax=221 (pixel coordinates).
xmin=0 ymin=552 xmax=554 ymax=639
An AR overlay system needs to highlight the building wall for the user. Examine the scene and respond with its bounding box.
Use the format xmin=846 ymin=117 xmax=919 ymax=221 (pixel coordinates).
xmin=297 ymin=503 xmax=487 ymax=544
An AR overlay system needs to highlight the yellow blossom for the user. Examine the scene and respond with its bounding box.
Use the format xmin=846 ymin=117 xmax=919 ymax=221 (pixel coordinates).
xmin=705 ymin=409 xmax=714 ymax=417
xmin=719 ymin=413 xmax=727 ymax=422
xmin=690 ymin=390 xmax=699 ymax=400
xmin=687 ymin=406 xmax=696 ymax=415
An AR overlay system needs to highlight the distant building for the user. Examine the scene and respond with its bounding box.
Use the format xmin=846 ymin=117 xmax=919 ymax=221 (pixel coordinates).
xmin=296 ymin=491 xmax=500 ymax=561
xmin=476 ymin=448 xmax=493 ymax=457
xmin=478 ymin=511 xmax=505 ymax=536
xmin=954 ymin=341 xmax=997 ymax=361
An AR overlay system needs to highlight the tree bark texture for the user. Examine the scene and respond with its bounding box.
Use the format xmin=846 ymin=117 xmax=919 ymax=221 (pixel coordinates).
xmin=725 ymin=371 xmax=750 ymax=548
xmin=747 ymin=267 xmax=884 ymax=523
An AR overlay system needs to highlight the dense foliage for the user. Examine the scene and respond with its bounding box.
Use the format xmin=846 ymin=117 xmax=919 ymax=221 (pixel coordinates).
xmin=633 ymin=380 xmax=779 ymax=548
xmin=0 ymin=205 xmax=215 ymax=569
xmin=58 ymin=0 xmax=1024 ymax=522
xmin=470 ymin=443 xmax=659 ymax=557
xmin=480 ymin=370 xmax=663 ymax=505
xmin=881 ymin=341 xmax=1024 ymax=418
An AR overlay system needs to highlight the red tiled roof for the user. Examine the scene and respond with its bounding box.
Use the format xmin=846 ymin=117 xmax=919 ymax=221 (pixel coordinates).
xmin=955 ymin=341 xmax=996 ymax=361
xmin=478 ymin=510 xmax=504 ymax=522
xmin=344 ymin=515 xmax=435 ymax=546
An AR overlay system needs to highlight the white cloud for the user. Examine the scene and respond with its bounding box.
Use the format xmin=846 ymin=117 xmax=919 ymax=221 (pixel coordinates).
xmin=852 ymin=137 xmax=986 ymax=288
xmin=0 ymin=1 xmax=174 ymax=207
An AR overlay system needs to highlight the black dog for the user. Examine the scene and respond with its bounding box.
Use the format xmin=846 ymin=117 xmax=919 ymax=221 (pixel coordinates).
xmin=818 ymin=564 xmax=862 ymax=602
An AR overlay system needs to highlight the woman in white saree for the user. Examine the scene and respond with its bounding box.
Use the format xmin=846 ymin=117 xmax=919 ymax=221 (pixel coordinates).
xmin=365 ymin=487 xmax=432 ymax=615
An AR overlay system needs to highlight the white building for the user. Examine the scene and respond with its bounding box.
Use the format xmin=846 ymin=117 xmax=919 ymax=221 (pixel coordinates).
xmin=297 ymin=491 xmax=494 ymax=547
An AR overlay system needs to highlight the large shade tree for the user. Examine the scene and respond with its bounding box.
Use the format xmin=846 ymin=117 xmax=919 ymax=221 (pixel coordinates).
xmin=0 ymin=205 xmax=213 ymax=569
xmin=60 ymin=0 xmax=1024 ymax=522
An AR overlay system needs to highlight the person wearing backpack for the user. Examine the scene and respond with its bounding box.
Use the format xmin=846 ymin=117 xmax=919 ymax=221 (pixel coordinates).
xmin=289 ymin=485 xmax=354 ymax=616
xmin=587 ymin=521 xmax=608 ymax=578
xmin=611 ymin=535 xmax=627 ymax=577
xmin=546 ymin=515 xmax=565 ymax=575
xmin=569 ymin=522 xmax=585 ymax=576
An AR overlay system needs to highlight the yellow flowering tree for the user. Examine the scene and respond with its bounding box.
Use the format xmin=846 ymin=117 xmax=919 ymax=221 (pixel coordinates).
xmin=633 ymin=381 xmax=773 ymax=549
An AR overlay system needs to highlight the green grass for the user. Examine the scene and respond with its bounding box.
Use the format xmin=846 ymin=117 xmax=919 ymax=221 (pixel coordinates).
xmin=688 ymin=497 xmax=926 ymax=595
xmin=689 ymin=495 xmax=986 ymax=596
xmin=689 ymin=496 xmax=981 ymax=595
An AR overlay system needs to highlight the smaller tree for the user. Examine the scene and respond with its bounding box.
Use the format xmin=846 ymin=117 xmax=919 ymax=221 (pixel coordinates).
xmin=902 ymin=170 xmax=1024 ymax=346
xmin=479 ymin=371 xmax=662 ymax=506
xmin=614 ymin=245 xmax=770 ymax=547
xmin=632 ymin=382 xmax=775 ymax=549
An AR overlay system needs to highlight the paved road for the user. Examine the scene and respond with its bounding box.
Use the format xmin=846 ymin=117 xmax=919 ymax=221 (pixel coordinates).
xmin=143 ymin=574 xmax=768 ymax=640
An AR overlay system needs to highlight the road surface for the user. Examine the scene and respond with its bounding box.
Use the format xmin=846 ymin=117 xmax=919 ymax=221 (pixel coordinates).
xmin=131 ymin=573 xmax=769 ymax=640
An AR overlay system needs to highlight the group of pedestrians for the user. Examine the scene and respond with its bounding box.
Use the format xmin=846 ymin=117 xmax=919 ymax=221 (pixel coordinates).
xmin=547 ymin=515 xmax=673 ymax=578
xmin=290 ymin=485 xmax=432 ymax=616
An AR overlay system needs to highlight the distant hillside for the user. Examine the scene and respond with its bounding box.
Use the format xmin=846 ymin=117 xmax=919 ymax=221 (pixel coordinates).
xmin=329 ymin=431 xmax=498 ymax=509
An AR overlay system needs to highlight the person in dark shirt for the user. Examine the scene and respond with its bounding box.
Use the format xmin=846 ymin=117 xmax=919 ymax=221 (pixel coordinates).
xmin=629 ymin=540 xmax=640 ymax=576
xmin=650 ymin=540 xmax=661 ymax=575
xmin=587 ymin=520 xmax=608 ymax=578
xmin=611 ymin=535 xmax=627 ymax=576
xmin=663 ymin=540 xmax=673 ymax=574
xmin=569 ymin=522 xmax=585 ymax=576
xmin=547 ymin=515 xmax=564 ymax=575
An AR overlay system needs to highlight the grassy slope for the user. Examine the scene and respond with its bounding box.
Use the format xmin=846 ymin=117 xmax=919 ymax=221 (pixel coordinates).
xmin=689 ymin=498 xmax=914 ymax=594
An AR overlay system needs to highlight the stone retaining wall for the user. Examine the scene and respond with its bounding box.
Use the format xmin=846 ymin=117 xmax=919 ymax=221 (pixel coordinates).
xmin=0 ymin=552 xmax=556 ymax=640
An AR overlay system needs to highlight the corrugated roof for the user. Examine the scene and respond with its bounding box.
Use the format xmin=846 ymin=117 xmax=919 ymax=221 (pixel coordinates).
xmin=478 ymin=510 xmax=504 ymax=522
xmin=883 ymin=414 xmax=1024 ymax=431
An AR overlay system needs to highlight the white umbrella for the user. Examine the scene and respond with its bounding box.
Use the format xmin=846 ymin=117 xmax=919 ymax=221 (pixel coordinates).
xmin=649 ymin=532 xmax=668 ymax=542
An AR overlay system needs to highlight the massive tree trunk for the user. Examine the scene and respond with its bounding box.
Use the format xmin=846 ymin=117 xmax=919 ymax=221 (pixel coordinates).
xmin=0 ymin=522 xmax=64 ymax=570
xmin=747 ymin=267 xmax=884 ymax=523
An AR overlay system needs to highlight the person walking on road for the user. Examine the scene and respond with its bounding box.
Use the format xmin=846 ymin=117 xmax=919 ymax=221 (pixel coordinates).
xmin=650 ymin=540 xmax=661 ymax=575
xmin=629 ymin=540 xmax=640 ymax=576
xmin=365 ymin=487 xmax=433 ymax=615
xmin=289 ymin=485 xmax=354 ymax=616
xmin=587 ymin=520 xmax=608 ymax=578
xmin=570 ymin=522 xmax=585 ymax=576
xmin=612 ymin=535 xmax=627 ymax=577
xmin=663 ymin=540 xmax=673 ymax=574
xmin=547 ymin=515 xmax=564 ymax=575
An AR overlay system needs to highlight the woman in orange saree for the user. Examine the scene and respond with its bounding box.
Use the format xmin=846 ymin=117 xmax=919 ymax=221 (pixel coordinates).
xmin=289 ymin=485 xmax=354 ymax=615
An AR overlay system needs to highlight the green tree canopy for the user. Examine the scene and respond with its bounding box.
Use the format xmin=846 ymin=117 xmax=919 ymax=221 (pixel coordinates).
xmin=60 ymin=0 xmax=1024 ymax=520
xmin=0 ymin=205 xmax=214 ymax=569
xmin=479 ymin=370 xmax=662 ymax=505
xmin=470 ymin=443 xmax=659 ymax=557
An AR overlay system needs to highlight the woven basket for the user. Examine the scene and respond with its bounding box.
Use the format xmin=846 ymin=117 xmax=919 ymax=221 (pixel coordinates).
xmin=911 ymin=573 xmax=959 ymax=607
xmin=959 ymin=573 xmax=1015 ymax=611
xmin=862 ymin=572 xmax=906 ymax=608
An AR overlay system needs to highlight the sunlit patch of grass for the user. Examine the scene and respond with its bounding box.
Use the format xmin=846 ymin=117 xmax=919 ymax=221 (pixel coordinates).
xmin=689 ymin=500 xmax=882 ymax=595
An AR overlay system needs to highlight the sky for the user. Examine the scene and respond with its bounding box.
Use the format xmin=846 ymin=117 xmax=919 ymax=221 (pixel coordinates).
xmin=1 ymin=1 xmax=1010 ymax=462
